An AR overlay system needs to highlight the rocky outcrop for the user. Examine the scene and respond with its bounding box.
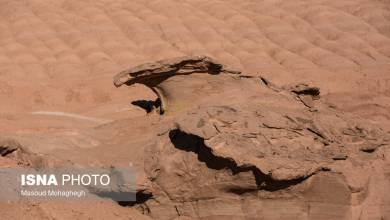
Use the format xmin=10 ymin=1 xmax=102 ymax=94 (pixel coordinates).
xmin=140 ymin=104 xmax=389 ymax=219
xmin=114 ymin=56 xmax=390 ymax=219
xmin=113 ymin=56 xmax=241 ymax=114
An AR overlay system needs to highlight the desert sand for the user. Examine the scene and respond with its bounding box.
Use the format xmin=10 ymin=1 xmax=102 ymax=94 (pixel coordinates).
xmin=0 ymin=0 xmax=390 ymax=219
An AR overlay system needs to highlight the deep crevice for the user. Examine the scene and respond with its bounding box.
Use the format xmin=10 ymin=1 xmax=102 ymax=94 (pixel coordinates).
xmin=0 ymin=142 xmax=19 ymax=157
xmin=307 ymin=127 xmax=326 ymax=140
xmin=131 ymin=98 xmax=161 ymax=114
xmin=361 ymin=148 xmax=376 ymax=153
xmin=0 ymin=147 xmax=17 ymax=156
xmin=169 ymin=129 xmax=309 ymax=192
xmin=292 ymin=87 xmax=320 ymax=96
xmin=260 ymin=77 xmax=269 ymax=86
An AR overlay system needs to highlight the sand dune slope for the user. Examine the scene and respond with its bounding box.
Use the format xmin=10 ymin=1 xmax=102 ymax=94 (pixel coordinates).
xmin=0 ymin=0 xmax=389 ymax=119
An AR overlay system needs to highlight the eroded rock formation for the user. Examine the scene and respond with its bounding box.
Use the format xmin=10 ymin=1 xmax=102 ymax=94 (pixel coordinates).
xmin=114 ymin=56 xmax=241 ymax=114
xmin=114 ymin=56 xmax=390 ymax=219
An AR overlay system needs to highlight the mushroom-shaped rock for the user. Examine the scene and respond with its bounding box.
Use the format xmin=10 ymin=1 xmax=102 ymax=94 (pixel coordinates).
xmin=113 ymin=56 xmax=241 ymax=114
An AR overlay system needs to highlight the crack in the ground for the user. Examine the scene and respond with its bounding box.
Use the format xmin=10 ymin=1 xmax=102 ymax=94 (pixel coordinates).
xmin=168 ymin=129 xmax=311 ymax=193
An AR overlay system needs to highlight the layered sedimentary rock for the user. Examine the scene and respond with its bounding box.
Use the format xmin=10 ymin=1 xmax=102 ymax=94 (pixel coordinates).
xmin=114 ymin=56 xmax=241 ymax=114
xmin=115 ymin=56 xmax=390 ymax=219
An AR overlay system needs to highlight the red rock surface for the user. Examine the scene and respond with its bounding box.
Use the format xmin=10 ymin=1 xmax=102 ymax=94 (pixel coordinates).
xmin=0 ymin=0 xmax=390 ymax=219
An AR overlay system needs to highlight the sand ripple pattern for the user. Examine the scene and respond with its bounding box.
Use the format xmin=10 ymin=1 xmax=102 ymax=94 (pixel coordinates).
xmin=0 ymin=0 xmax=389 ymax=118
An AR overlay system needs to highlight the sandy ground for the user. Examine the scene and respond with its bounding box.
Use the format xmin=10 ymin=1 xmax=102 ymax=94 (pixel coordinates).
xmin=0 ymin=0 xmax=389 ymax=219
